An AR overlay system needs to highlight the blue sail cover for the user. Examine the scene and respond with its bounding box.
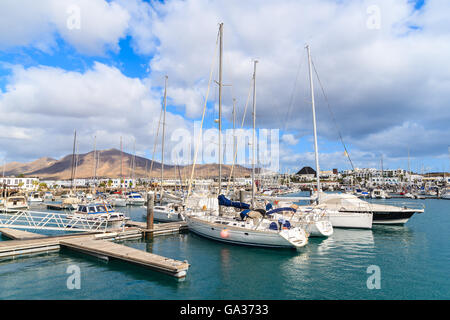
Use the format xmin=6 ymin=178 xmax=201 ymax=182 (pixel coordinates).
xmin=218 ymin=195 xmax=250 ymax=209
xmin=266 ymin=207 xmax=297 ymax=215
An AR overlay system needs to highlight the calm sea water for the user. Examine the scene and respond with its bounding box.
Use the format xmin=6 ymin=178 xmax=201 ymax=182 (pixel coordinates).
xmin=0 ymin=196 xmax=449 ymax=300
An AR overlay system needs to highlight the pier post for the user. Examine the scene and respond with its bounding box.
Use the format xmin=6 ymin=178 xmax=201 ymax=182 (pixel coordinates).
xmin=146 ymin=191 xmax=154 ymax=240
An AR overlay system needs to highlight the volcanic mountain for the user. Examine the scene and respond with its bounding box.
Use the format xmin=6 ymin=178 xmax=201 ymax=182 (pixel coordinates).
xmin=0 ymin=148 xmax=253 ymax=180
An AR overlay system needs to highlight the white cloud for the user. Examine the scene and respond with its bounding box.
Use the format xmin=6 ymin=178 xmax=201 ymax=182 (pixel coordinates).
xmin=0 ymin=0 xmax=130 ymax=55
xmin=0 ymin=62 xmax=190 ymax=161
xmin=281 ymin=134 xmax=299 ymax=146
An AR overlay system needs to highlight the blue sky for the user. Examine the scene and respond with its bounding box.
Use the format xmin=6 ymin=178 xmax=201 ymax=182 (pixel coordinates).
xmin=0 ymin=0 xmax=449 ymax=174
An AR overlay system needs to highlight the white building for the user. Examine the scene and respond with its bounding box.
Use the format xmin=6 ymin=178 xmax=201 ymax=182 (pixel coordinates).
xmin=0 ymin=177 xmax=39 ymax=190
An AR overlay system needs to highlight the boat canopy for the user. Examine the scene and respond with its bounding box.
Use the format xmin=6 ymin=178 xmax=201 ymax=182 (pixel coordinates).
xmin=218 ymin=195 xmax=250 ymax=209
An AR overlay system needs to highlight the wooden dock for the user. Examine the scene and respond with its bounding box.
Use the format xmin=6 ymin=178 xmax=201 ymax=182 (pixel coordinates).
xmin=126 ymin=221 xmax=188 ymax=236
xmin=0 ymin=222 xmax=190 ymax=278
xmin=0 ymin=228 xmax=46 ymax=240
xmin=60 ymin=238 xmax=189 ymax=278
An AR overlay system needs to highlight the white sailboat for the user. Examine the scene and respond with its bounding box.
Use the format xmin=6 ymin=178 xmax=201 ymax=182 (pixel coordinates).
xmin=185 ymin=24 xmax=308 ymax=250
xmin=152 ymin=76 xmax=184 ymax=222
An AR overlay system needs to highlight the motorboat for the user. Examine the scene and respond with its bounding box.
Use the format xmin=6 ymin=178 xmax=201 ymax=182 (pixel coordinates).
xmin=316 ymin=193 xmax=423 ymax=225
xmin=370 ymin=189 xmax=390 ymax=199
xmin=2 ymin=196 xmax=29 ymax=212
xmin=152 ymin=203 xmax=186 ymax=222
xmin=28 ymin=192 xmax=43 ymax=203
xmin=126 ymin=192 xmax=145 ymax=206
xmin=68 ymin=203 xmax=129 ymax=229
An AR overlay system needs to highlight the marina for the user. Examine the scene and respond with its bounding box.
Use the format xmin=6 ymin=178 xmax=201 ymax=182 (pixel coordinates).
xmin=0 ymin=197 xmax=448 ymax=299
xmin=0 ymin=0 xmax=448 ymax=304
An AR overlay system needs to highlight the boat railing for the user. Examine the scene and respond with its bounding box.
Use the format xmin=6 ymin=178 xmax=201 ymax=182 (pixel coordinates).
xmin=0 ymin=209 xmax=127 ymax=232
xmin=365 ymin=199 xmax=425 ymax=211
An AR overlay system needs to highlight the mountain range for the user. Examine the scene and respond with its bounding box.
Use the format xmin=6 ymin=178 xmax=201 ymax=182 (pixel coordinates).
xmin=0 ymin=148 xmax=254 ymax=180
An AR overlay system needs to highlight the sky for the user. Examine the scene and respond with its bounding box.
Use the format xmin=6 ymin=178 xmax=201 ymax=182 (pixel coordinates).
xmin=0 ymin=0 xmax=449 ymax=174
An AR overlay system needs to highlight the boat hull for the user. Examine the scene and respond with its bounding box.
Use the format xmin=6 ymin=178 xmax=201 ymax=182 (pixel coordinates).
xmin=328 ymin=212 xmax=373 ymax=229
xmin=186 ymin=216 xmax=306 ymax=249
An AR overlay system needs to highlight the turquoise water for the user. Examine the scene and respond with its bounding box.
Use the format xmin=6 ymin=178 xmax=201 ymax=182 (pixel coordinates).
xmin=0 ymin=197 xmax=449 ymax=299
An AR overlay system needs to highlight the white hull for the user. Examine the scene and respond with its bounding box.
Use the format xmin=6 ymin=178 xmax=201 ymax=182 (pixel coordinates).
xmin=153 ymin=208 xmax=184 ymax=222
xmin=127 ymin=199 xmax=145 ymax=206
xmin=328 ymin=212 xmax=373 ymax=229
xmin=185 ymin=215 xmax=308 ymax=249
xmin=111 ymin=198 xmax=127 ymax=207
xmin=307 ymin=220 xmax=334 ymax=237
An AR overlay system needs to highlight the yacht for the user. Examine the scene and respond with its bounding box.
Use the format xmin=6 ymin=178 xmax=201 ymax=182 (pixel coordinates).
xmin=185 ymin=209 xmax=308 ymax=250
xmin=151 ymin=203 xmax=186 ymax=222
xmin=28 ymin=192 xmax=43 ymax=203
xmin=263 ymin=199 xmax=333 ymax=237
xmin=370 ymin=189 xmax=389 ymax=199
xmin=68 ymin=203 xmax=129 ymax=229
xmin=126 ymin=192 xmax=145 ymax=206
xmin=2 ymin=196 xmax=29 ymax=212
xmin=109 ymin=194 xmax=127 ymax=207
xmin=441 ymin=189 xmax=450 ymax=200
xmin=316 ymin=193 xmax=423 ymax=225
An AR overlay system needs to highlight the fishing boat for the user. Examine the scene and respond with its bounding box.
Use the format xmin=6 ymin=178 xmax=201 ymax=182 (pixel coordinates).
xmin=68 ymin=203 xmax=129 ymax=229
xmin=126 ymin=192 xmax=145 ymax=206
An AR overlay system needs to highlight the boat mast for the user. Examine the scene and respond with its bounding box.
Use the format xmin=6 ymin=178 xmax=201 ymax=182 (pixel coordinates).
xmin=232 ymin=97 xmax=236 ymax=189
xmin=161 ymin=75 xmax=168 ymax=202
xmin=218 ymin=22 xmax=223 ymax=197
xmin=70 ymin=130 xmax=77 ymax=192
xmin=93 ymin=135 xmax=97 ymax=195
xmin=120 ymin=136 xmax=123 ymax=190
xmin=306 ymin=44 xmax=321 ymax=202
xmin=251 ymin=60 xmax=258 ymax=209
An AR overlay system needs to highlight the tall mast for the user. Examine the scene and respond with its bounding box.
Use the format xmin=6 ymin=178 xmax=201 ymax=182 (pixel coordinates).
xmin=70 ymin=130 xmax=77 ymax=192
xmin=408 ymin=148 xmax=411 ymax=187
xmin=232 ymin=97 xmax=236 ymax=189
xmin=306 ymin=44 xmax=321 ymax=202
xmin=120 ymin=136 xmax=123 ymax=185
xmin=161 ymin=75 xmax=168 ymax=201
xmin=93 ymin=135 xmax=97 ymax=195
xmin=251 ymin=60 xmax=258 ymax=208
xmin=218 ymin=22 xmax=223 ymax=197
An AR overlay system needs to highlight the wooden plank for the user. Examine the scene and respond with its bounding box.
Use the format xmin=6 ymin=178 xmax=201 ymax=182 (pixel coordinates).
xmin=0 ymin=228 xmax=46 ymax=240
xmin=60 ymin=238 xmax=189 ymax=278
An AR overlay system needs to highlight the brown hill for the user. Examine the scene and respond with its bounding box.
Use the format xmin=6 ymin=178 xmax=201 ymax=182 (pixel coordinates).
xmin=0 ymin=148 xmax=253 ymax=180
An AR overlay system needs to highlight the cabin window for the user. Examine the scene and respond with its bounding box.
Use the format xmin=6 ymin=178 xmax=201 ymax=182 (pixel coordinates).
xmin=89 ymin=207 xmax=96 ymax=213
xmin=81 ymin=206 xmax=87 ymax=213
xmin=96 ymin=205 xmax=106 ymax=212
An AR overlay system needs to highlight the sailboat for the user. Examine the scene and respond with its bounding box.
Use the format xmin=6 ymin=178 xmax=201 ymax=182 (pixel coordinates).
xmin=185 ymin=24 xmax=309 ymax=250
xmin=152 ymin=75 xmax=185 ymax=222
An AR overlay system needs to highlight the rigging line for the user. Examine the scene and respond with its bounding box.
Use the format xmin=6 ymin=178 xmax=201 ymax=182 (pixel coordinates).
xmin=149 ymin=94 xmax=165 ymax=177
xmin=187 ymin=27 xmax=220 ymax=197
xmin=283 ymin=49 xmax=306 ymax=132
xmin=226 ymin=75 xmax=254 ymax=194
xmin=311 ymin=58 xmax=355 ymax=171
